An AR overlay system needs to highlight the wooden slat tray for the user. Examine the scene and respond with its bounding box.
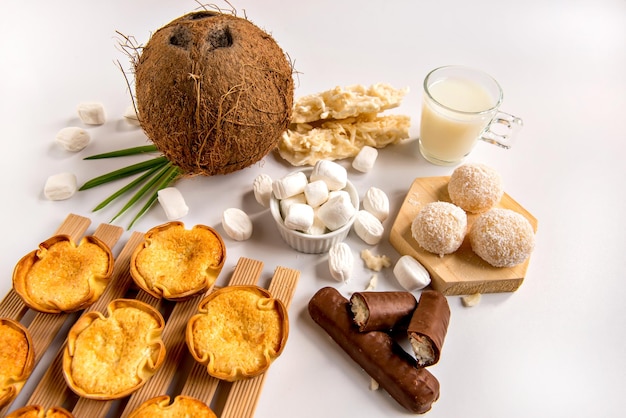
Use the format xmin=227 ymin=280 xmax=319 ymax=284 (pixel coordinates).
xmin=0 ymin=213 xmax=300 ymax=417
xmin=389 ymin=176 xmax=537 ymax=295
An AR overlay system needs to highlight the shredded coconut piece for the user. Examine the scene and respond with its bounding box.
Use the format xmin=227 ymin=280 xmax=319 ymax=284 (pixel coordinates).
xmin=365 ymin=274 xmax=378 ymax=290
xmin=461 ymin=293 xmax=482 ymax=307
xmin=360 ymin=249 xmax=392 ymax=271
xmin=278 ymin=114 xmax=410 ymax=166
xmin=292 ymin=83 xmax=408 ymax=123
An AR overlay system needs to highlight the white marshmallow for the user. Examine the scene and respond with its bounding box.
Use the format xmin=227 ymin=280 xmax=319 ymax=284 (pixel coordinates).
xmin=280 ymin=193 xmax=306 ymax=216
xmin=304 ymin=180 xmax=329 ymax=208
xmin=44 ymin=172 xmax=77 ymax=200
xmin=55 ymin=127 xmax=91 ymax=152
xmin=157 ymin=187 xmax=188 ymax=220
xmin=310 ymin=160 xmax=347 ymax=191
xmin=124 ymin=105 xmax=141 ymax=126
xmin=328 ymin=242 xmax=354 ymax=283
xmin=363 ymin=187 xmax=390 ymax=222
xmin=253 ymin=173 xmax=273 ymax=208
xmin=222 ymin=208 xmax=253 ymax=241
xmin=283 ymin=202 xmax=314 ymax=231
xmin=317 ymin=193 xmax=356 ymax=231
xmin=305 ymin=208 xmax=327 ymax=235
xmin=328 ymin=189 xmax=351 ymax=204
xmin=272 ymin=171 xmax=308 ymax=199
xmin=352 ymin=146 xmax=378 ymax=172
xmin=393 ymin=255 xmax=431 ymax=291
xmin=353 ymin=210 xmax=384 ymax=245
xmin=77 ymin=102 xmax=106 ymax=125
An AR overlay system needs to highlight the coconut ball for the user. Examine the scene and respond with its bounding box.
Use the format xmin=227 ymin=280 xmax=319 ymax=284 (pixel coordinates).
xmin=469 ymin=208 xmax=535 ymax=268
xmin=411 ymin=202 xmax=467 ymax=257
xmin=448 ymin=163 xmax=503 ymax=213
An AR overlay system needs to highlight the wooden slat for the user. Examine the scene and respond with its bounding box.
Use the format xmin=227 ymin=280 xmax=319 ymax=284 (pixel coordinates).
xmin=178 ymin=257 xmax=264 ymax=407
xmin=28 ymin=225 xmax=130 ymax=411
xmin=220 ymin=265 xmax=300 ymax=418
xmin=0 ymin=214 xmax=100 ymax=416
xmin=120 ymin=294 xmax=204 ymax=418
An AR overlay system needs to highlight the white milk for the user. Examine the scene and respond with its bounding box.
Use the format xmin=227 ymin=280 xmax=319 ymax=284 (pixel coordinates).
xmin=419 ymin=77 xmax=497 ymax=164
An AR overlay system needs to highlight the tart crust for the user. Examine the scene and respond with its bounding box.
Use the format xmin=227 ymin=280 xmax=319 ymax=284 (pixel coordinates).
xmin=62 ymin=299 xmax=166 ymax=400
xmin=0 ymin=318 xmax=35 ymax=408
xmin=5 ymin=405 xmax=74 ymax=418
xmin=12 ymin=234 xmax=114 ymax=313
xmin=186 ymin=285 xmax=289 ymax=381
xmin=130 ymin=222 xmax=226 ymax=300
xmin=128 ymin=395 xmax=216 ymax=418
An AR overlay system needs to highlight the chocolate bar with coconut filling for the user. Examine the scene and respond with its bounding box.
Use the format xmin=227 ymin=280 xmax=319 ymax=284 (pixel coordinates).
xmin=349 ymin=291 xmax=417 ymax=332
xmin=407 ymin=290 xmax=451 ymax=367
xmin=309 ymin=287 xmax=440 ymax=414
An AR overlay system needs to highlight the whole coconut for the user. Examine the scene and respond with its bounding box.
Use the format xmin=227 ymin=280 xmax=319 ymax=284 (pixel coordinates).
xmin=134 ymin=11 xmax=294 ymax=176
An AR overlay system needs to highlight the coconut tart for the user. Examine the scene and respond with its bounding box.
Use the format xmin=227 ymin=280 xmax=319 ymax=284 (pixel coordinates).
xmin=5 ymin=405 xmax=74 ymax=418
xmin=0 ymin=318 xmax=35 ymax=408
xmin=12 ymin=234 xmax=114 ymax=313
xmin=62 ymin=299 xmax=166 ymax=400
xmin=130 ymin=221 xmax=226 ymax=300
xmin=186 ymin=285 xmax=289 ymax=382
xmin=128 ymin=395 xmax=216 ymax=418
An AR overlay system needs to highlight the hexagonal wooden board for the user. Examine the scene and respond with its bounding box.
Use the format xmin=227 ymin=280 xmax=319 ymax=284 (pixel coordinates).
xmin=389 ymin=176 xmax=538 ymax=295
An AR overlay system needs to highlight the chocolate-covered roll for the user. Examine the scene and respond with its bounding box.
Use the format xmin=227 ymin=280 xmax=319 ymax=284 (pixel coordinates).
xmin=349 ymin=291 xmax=417 ymax=332
xmin=309 ymin=287 xmax=440 ymax=414
xmin=407 ymin=290 xmax=451 ymax=367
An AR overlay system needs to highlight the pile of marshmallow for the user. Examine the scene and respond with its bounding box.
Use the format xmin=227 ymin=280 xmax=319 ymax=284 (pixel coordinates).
xmin=254 ymin=160 xmax=390 ymax=244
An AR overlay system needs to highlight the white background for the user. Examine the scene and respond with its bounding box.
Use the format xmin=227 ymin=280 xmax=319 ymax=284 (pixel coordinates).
xmin=1 ymin=0 xmax=625 ymax=417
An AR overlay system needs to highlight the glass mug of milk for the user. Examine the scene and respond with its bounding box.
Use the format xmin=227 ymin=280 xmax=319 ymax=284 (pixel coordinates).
xmin=418 ymin=65 xmax=523 ymax=166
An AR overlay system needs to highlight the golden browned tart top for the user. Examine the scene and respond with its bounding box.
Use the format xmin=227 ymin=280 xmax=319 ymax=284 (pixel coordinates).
xmin=186 ymin=285 xmax=289 ymax=382
xmin=62 ymin=299 xmax=166 ymax=400
xmin=131 ymin=221 xmax=226 ymax=300
xmin=5 ymin=405 xmax=75 ymax=418
xmin=12 ymin=234 xmax=114 ymax=313
xmin=0 ymin=318 xmax=35 ymax=409
xmin=128 ymin=395 xmax=216 ymax=418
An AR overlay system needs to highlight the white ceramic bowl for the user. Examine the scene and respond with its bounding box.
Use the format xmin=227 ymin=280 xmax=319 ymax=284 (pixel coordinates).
xmin=269 ymin=168 xmax=359 ymax=254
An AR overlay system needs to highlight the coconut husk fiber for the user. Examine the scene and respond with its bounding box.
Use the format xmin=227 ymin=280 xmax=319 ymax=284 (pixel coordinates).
xmin=134 ymin=11 xmax=294 ymax=176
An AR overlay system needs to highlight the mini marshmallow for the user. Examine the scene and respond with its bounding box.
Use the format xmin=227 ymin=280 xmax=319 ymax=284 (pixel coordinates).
xmin=253 ymin=173 xmax=273 ymax=208
xmin=353 ymin=210 xmax=384 ymax=245
xmin=280 ymin=193 xmax=306 ymax=216
xmin=222 ymin=208 xmax=253 ymax=241
xmin=363 ymin=186 xmax=390 ymax=222
xmin=283 ymin=202 xmax=315 ymax=231
xmin=77 ymin=102 xmax=106 ymax=125
xmin=393 ymin=255 xmax=431 ymax=291
xmin=310 ymin=160 xmax=347 ymax=191
xmin=272 ymin=171 xmax=308 ymax=200
xmin=328 ymin=242 xmax=354 ymax=283
xmin=157 ymin=187 xmax=188 ymax=220
xmin=124 ymin=105 xmax=141 ymax=126
xmin=352 ymin=146 xmax=378 ymax=173
xmin=304 ymin=180 xmax=329 ymax=208
xmin=55 ymin=127 xmax=91 ymax=152
xmin=44 ymin=172 xmax=77 ymax=200
xmin=317 ymin=193 xmax=356 ymax=231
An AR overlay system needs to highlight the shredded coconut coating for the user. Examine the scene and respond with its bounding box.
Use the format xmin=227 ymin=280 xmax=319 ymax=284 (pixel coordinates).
xmin=469 ymin=208 xmax=535 ymax=267
xmin=411 ymin=202 xmax=467 ymax=257
xmin=448 ymin=163 xmax=503 ymax=213
xmin=291 ymin=83 xmax=408 ymax=124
